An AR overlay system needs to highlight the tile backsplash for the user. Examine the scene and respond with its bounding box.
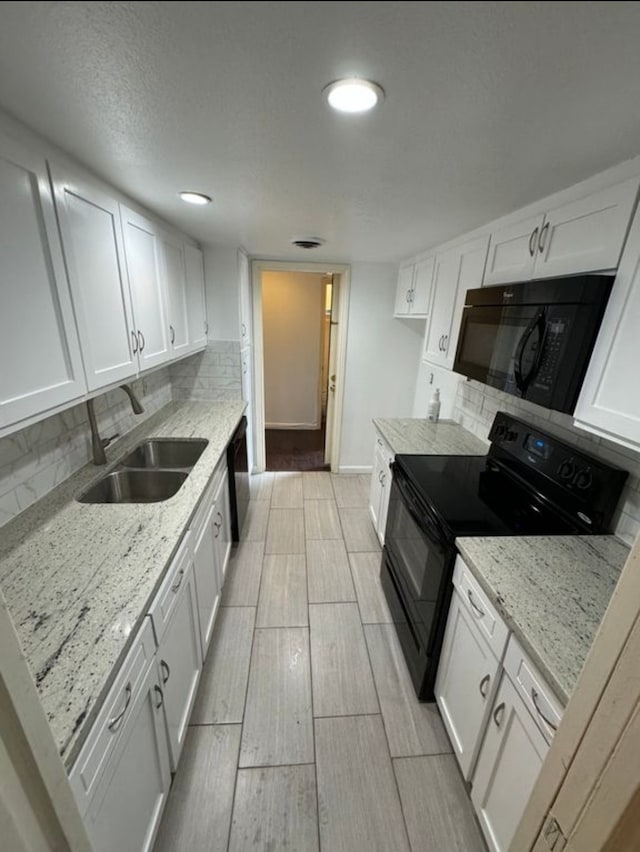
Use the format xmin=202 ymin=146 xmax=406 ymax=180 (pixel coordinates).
xmin=454 ymin=379 xmax=640 ymax=545
xmin=0 ymin=341 xmax=242 ymax=528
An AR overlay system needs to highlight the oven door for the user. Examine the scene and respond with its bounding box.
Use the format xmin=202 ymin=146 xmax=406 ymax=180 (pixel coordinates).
xmin=381 ymin=466 xmax=455 ymax=698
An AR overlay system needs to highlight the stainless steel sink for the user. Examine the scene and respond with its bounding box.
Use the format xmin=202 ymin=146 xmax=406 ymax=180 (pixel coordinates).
xmin=78 ymin=470 xmax=188 ymax=504
xmin=117 ymin=438 xmax=208 ymax=471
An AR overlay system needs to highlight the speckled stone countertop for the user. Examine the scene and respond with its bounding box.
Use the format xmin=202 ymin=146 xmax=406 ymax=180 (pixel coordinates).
xmin=373 ymin=418 xmax=488 ymax=456
xmin=456 ymin=535 xmax=630 ymax=704
xmin=0 ymin=400 xmax=245 ymax=767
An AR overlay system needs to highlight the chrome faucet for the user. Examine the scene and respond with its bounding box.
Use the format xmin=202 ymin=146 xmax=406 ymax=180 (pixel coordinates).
xmin=86 ymin=384 xmax=145 ymax=465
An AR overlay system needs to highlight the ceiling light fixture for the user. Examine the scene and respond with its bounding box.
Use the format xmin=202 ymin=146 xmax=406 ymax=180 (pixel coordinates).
xmin=291 ymin=237 xmax=326 ymax=249
xmin=179 ymin=191 xmax=212 ymax=205
xmin=323 ymin=78 xmax=384 ymax=114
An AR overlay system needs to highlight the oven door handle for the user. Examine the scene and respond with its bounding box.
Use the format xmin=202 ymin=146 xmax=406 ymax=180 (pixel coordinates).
xmin=393 ymin=469 xmax=448 ymax=548
xmin=514 ymin=307 xmax=547 ymax=394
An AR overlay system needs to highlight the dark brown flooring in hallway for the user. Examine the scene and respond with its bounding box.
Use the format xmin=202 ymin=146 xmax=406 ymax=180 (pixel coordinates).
xmin=265 ymin=423 xmax=328 ymax=471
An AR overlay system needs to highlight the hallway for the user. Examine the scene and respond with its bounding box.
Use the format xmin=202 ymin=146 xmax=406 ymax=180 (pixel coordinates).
xmin=153 ymin=472 xmax=485 ymax=852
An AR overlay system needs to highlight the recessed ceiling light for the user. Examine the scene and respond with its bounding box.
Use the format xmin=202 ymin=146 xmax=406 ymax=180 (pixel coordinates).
xmin=179 ymin=191 xmax=212 ymax=205
xmin=323 ymin=78 xmax=384 ymax=114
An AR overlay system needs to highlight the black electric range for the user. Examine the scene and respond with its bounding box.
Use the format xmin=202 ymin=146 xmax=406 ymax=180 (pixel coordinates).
xmin=381 ymin=411 xmax=628 ymax=700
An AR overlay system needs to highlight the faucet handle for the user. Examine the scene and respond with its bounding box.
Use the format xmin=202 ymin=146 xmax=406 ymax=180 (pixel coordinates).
xmin=101 ymin=433 xmax=120 ymax=449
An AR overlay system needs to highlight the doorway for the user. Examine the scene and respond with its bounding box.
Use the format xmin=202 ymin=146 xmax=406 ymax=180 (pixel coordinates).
xmin=251 ymin=261 xmax=350 ymax=473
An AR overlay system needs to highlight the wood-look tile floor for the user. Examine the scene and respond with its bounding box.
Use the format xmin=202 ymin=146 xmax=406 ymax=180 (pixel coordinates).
xmin=153 ymin=472 xmax=486 ymax=852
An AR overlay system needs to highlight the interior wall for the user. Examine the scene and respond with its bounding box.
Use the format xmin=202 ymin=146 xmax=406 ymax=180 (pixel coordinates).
xmin=203 ymin=245 xmax=240 ymax=340
xmin=262 ymin=271 xmax=324 ymax=429
xmin=338 ymin=262 xmax=424 ymax=471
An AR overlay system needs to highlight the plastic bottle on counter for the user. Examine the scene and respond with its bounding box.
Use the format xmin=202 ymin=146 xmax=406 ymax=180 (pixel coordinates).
xmin=427 ymin=388 xmax=441 ymax=422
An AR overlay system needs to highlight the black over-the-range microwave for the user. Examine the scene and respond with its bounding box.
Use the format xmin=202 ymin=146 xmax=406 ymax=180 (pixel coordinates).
xmin=452 ymin=274 xmax=614 ymax=415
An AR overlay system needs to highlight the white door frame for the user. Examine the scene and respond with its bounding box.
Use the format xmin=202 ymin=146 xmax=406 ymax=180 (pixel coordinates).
xmin=251 ymin=260 xmax=351 ymax=472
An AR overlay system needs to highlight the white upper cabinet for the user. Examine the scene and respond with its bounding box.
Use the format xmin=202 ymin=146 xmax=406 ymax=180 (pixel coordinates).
xmin=51 ymin=164 xmax=138 ymax=391
xmin=120 ymin=206 xmax=171 ymax=371
xmin=0 ymin=134 xmax=86 ymax=431
xmin=238 ymin=248 xmax=252 ymax=347
xmin=574 ymin=200 xmax=640 ymax=451
xmin=394 ymin=257 xmax=434 ymax=317
xmin=423 ymin=234 xmax=489 ymax=368
xmin=159 ymin=229 xmax=190 ymax=358
xmin=183 ymin=243 xmax=207 ymax=352
xmin=484 ymin=179 xmax=639 ymax=286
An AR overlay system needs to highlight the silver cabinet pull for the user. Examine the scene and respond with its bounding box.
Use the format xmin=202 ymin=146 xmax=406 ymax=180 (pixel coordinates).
xmin=160 ymin=659 xmax=170 ymax=685
xmin=108 ymin=682 xmax=132 ymax=732
xmin=381 ymin=473 xmax=387 ymax=486
xmin=406 ymin=289 xmax=411 ymax=304
xmin=409 ymin=288 xmax=414 ymax=303
xmin=531 ymin=688 xmax=558 ymax=732
xmin=204 ymin=320 xmax=209 ymax=335
xmin=479 ymin=674 xmax=491 ymax=698
xmin=217 ymin=511 xmax=223 ymax=525
xmin=529 ymin=226 xmax=539 ymax=256
xmin=137 ymin=330 xmax=145 ymax=352
xmin=242 ymin=322 xmax=246 ymax=337
xmin=467 ymin=589 xmax=485 ymax=618
xmin=153 ymin=684 xmax=164 ymax=710
xmin=243 ymin=361 xmax=248 ymax=374
xmin=378 ymin=470 xmax=383 ymax=483
xmin=171 ymin=567 xmax=185 ymax=593
xmin=443 ymin=334 xmax=448 ymax=351
xmin=538 ymin=221 xmax=550 ymax=254
xmin=493 ymin=701 xmax=506 ymax=727
xmin=131 ymin=330 xmax=138 ymax=354
xmin=169 ymin=324 xmax=175 ymax=345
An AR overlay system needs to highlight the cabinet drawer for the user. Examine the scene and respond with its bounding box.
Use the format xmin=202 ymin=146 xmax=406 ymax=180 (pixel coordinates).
xmin=453 ymin=555 xmax=509 ymax=661
xmin=68 ymin=617 xmax=156 ymax=816
xmin=147 ymin=535 xmax=192 ymax=644
xmin=504 ymin=634 xmax=563 ymax=745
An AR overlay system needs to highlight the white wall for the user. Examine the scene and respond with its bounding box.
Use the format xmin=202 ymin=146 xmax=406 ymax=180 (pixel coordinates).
xmin=339 ymin=263 xmax=424 ymax=471
xmin=203 ymin=245 xmax=240 ymax=340
xmin=263 ymin=271 xmax=324 ymax=429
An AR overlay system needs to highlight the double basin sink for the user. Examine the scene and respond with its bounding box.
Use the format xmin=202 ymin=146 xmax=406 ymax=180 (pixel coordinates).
xmin=78 ymin=439 xmax=209 ymax=504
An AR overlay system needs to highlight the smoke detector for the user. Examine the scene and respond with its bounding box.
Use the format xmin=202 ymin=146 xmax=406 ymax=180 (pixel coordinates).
xmin=291 ymin=237 xmax=326 ymax=249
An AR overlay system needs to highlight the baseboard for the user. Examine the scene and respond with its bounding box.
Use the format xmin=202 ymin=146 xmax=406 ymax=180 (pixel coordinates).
xmin=336 ymin=465 xmax=373 ymax=474
xmin=265 ymin=421 xmax=320 ymax=430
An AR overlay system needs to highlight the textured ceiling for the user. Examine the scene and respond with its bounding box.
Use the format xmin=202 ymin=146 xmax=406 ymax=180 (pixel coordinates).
xmin=1 ymin=1 xmax=640 ymax=261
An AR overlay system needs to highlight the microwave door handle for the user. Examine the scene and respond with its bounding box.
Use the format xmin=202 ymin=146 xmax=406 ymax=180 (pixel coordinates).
xmin=514 ymin=308 xmax=547 ymax=392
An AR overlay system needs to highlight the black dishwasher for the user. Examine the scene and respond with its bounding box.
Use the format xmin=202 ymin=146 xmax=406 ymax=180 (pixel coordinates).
xmin=227 ymin=416 xmax=249 ymax=541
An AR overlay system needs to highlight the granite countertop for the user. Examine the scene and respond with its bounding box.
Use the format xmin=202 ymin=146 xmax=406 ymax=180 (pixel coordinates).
xmin=455 ymin=535 xmax=631 ymax=704
xmin=373 ymin=417 xmax=488 ymax=456
xmin=0 ymin=400 xmax=245 ymax=767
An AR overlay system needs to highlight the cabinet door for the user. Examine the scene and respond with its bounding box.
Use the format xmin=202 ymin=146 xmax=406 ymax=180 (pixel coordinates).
xmin=394 ymin=263 xmax=414 ymax=316
xmin=192 ymin=495 xmax=220 ymax=656
xmin=159 ymin=230 xmax=190 ymax=357
xmin=423 ymin=249 xmax=461 ymax=364
xmin=0 ymin=135 xmax=86 ymax=430
xmin=120 ymin=207 xmax=171 ymax=371
xmin=51 ymin=165 xmax=138 ymax=391
xmin=238 ymin=248 xmax=252 ymax=346
xmin=534 ymin=179 xmax=638 ymax=279
xmin=483 ymin=213 xmax=544 ymax=287
xmin=184 ymin=243 xmax=207 ymax=351
xmin=471 ymin=674 xmax=548 ymax=852
xmin=368 ymin=437 xmax=386 ymax=535
xmin=157 ymin=560 xmax=202 ymax=770
xmin=574 ymin=204 xmax=640 ymax=451
xmin=445 ymin=234 xmax=489 ymax=368
xmin=410 ymin=256 xmax=435 ymax=316
xmin=435 ymin=590 xmax=500 ymax=780
xmin=213 ymin=468 xmax=232 ymax=583
xmin=84 ymin=663 xmax=170 ymax=852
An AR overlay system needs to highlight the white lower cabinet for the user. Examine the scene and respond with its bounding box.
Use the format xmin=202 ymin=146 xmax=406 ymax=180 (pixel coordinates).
xmin=368 ymin=432 xmax=394 ymax=544
xmin=148 ymin=538 xmax=202 ymax=771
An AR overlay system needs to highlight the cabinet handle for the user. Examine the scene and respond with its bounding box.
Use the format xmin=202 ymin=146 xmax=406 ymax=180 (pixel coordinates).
xmin=531 ymin=688 xmax=558 ymax=732
xmin=443 ymin=334 xmax=448 ymax=351
xmin=493 ymin=701 xmax=506 ymax=727
xmin=170 ymin=324 xmax=175 ymax=345
xmin=538 ymin=222 xmax=550 ymax=255
xmin=242 ymin=322 xmax=246 ymax=337
xmin=406 ymin=289 xmax=411 ymax=304
xmin=204 ymin=320 xmax=209 ymax=335
xmin=381 ymin=473 xmax=386 ymax=486
xmin=528 ymin=226 xmax=539 ymax=257
xmin=243 ymin=361 xmax=248 ymax=374
xmin=438 ymin=335 xmax=443 ymax=351
xmin=467 ymin=589 xmax=486 ymax=618
xmin=409 ymin=288 xmax=414 ymax=303
xmin=377 ymin=438 xmax=383 ymax=447
xmin=154 ymin=684 xmax=164 ymax=710
xmin=213 ymin=524 xmax=220 ymax=539
xmin=171 ymin=567 xmax=185 ymax=593
xmin=108 ymin=682 xmax=132 ymax=732
xmin=160 ymin=659 xmax=170 ymax=685
xmin=217 ymin=511 xmax=223 ymax=525
xmin=131 ymin=330 xmax=138 ymax=354
xmin=137 ymin=330 xmax=145 ymax=352
xmin=479 ymin=674 xmax=491 ymax=698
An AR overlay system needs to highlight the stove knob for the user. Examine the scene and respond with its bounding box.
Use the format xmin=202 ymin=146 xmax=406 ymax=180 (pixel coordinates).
xmin=574 ymin=468 xmax=593 ymax=490
xmin=558 ymin=458 xmax=576 ymax=480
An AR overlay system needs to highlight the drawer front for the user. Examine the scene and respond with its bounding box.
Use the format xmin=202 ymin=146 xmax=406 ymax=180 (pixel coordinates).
xmin=453 ymin=555 xmax=509 ymax=661
xmin=69 ymin=617 xmax=156 ymax=815
xmin=189 ymin=459 xmax=225 ymax=542
xmin=147 ymin=535 xmax=192 ymax=644
xmin=504 ymin=634 xmax=564 ymax=745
